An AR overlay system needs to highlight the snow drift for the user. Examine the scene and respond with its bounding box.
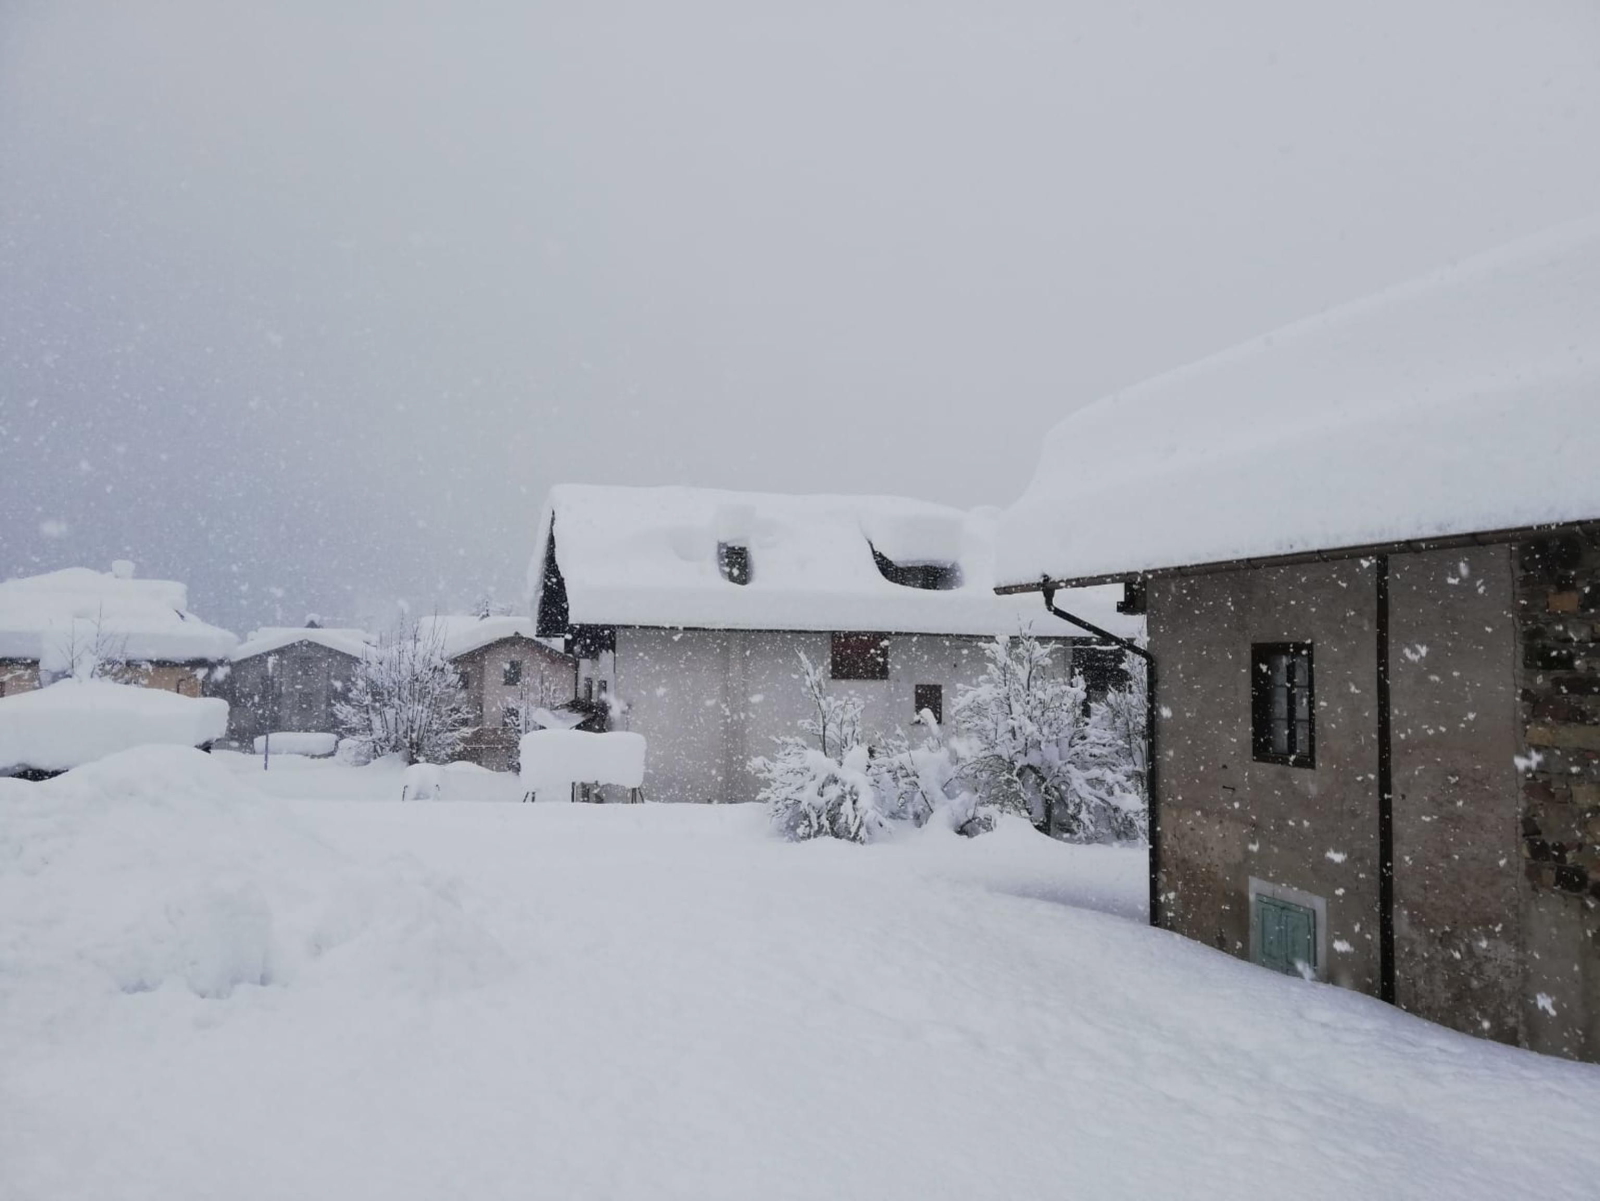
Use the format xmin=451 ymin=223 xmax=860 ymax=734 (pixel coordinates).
xmin=0 ymin=748 xmax=505 ymax=1036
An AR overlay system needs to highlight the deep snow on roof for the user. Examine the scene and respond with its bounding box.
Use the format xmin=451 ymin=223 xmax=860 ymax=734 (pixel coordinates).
xmin=533 ymin=485 xmax=1138 ymax=639
xmin=415 ymin=615 xmax=564 ymax=661
xmin=0 ymin=678 xmax=229 ymax=773
xmin=996 ymin=216 xmax=1600 ymax=587
xmin=232 ymin=627 xmax=375 ymax=661
xmin=0 ymin=566 xmax=237 ymax=666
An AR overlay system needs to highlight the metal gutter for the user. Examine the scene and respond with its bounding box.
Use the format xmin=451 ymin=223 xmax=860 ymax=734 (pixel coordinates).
xmin=1041 ymin=582 xmax=1161 ymax=930
xmin=1375 ymin=555 xmax=1396 ymax=1005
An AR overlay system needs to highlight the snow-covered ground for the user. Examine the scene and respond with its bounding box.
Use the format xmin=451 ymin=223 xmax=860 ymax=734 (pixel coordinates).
xmin=5 ymin=750 xmax=1600 ymax=1200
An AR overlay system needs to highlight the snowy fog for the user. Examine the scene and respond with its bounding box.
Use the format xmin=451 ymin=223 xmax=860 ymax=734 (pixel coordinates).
xmin=5 ymin=2 xmax=1600 ymax=628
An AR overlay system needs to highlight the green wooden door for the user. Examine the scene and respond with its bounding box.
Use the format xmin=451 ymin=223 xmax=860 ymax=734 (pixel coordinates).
xmin=1255 ymin=895 xmax=1316 ymax=977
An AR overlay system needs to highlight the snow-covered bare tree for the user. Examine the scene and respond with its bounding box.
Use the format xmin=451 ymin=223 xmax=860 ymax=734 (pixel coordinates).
xmin=1095 ymin=650 xmax=1149 ymax=807
xmin=45 ymin=608 xmax=131 ymax=683
xmin=335 ymin=620 xmax=475 ymax=765
xmin=751 ymin=651 xmax=886 ymax=842
xmin=953 ymin=633 xmax=1144 ymax=843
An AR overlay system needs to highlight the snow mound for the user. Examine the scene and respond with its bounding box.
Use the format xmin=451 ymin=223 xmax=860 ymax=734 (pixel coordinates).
xmin=253 ymin=731 xmax=338 ymax=757
xmin=520 ymin=729 xmax=646 ymax=798
xmin=0 ymin=678 xmax=228 ymax=773
xmin=0 ymin=748 xmax=505 ymax=1031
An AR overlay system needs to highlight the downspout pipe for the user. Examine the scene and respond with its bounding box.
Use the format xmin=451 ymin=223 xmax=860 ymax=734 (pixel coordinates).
xmin=1041 ymin=581 xmax=1161 ymax=929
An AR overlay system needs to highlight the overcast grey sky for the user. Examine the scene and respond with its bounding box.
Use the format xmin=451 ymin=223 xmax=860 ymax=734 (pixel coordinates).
xmin=4 ymin=1 xmax=1599 ymax=632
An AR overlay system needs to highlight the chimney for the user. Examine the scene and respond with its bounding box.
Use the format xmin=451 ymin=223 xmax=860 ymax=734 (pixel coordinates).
xmin=111 ymin=559 xmax=135 ymax=580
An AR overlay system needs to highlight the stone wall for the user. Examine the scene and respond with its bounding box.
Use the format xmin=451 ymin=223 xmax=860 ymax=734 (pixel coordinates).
xmin=1515 ymin=531 xmax=1600 ymax=1058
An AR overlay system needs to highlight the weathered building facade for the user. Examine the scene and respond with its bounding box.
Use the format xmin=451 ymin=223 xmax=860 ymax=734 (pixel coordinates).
xmin=993 ymin=218 xmax=1600 ymax=1060
xmin=222 ymin=627 xmax=371 ymax=746
xmin=448 ymin=630 xmax=577 ymax=771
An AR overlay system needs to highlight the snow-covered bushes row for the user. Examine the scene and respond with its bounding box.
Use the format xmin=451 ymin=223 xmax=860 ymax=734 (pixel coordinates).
xmin=753 ymin=634 xmax=1148 ymax=845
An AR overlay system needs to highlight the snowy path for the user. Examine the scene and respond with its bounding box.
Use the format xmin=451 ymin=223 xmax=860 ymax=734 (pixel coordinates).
xmin=4 ymin=751 xmax=1599 ymax=1200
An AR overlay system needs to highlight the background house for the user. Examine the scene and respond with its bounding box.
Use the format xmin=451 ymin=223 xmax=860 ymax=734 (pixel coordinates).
xmin=222 ymin=622 xmax=374 ymax=747
xmin=416 ymin=614 xmax=576 ymax=770
xmin=0 ymin=562 xmax=236 ymax=696
xmin=531 ymin=485 xmax=1139 ymax=804
xmin=995 ymin=218 xmax=1600 ymax=1061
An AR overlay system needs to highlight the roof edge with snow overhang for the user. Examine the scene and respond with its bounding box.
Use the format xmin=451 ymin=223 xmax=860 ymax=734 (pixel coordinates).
xmin=530 ymin=484 xmax=1142 ymax=641
xmin=995 ymin=215 xmax=1600 ymax=590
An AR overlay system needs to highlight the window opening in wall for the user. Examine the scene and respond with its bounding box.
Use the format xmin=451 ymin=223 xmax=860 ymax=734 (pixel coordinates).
xmin=583 ymin=677 xmax=594 ymax=703
xmin=597 ymin=678 xmax=609 ymax=702
xmin=1253 ymin=893 xmax=1317 ymax=977
xmin=718 ymin=543 xmax=751 ymax=585
xmin=1251 ymin=642 xmax=1315 ymax=767
xmin=503 ymin=660 xmax=523 ymax=685
xmin=914 ymin=683 xmax=943 ymax=725
xmin=831 ymin=632 xmax=889 ymax=680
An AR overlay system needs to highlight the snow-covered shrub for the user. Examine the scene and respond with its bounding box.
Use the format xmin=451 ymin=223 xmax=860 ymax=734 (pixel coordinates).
xmin=870 ymin=713 xmax=991 ymax=836
xmin=953 ymin=633 xmax=1144 ymax=844
xmin=335 ymin=620 xmax=474 ymax=766
xmin=752 ymin=652 xmax=888 ymax=843
xmin=1093 ymin=652 xmax=1149 ymax=809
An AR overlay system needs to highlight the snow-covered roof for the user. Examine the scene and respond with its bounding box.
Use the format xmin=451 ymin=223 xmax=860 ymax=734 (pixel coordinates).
xmin=996 ymin=216 xmax=1600 ymax=588
xmin=232 ymin=626 xmax=375 ymax=662
xmin=0 ymin=679 xmax=229 ymax=774
xmin=532 ymin=484 xmax=1139 ymax=639
xmin=414 ymin=615 xmax=565 ymax=661
xmin=0 ymin=566 xmax=237 ymax=666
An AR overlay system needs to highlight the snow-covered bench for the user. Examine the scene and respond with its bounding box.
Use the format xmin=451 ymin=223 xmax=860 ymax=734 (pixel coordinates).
xmin=518 ymin=730 xmax=646 ymax=803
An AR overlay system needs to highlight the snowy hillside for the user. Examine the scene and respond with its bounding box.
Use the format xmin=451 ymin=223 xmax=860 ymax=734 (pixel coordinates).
xmin=4 ymin=750 xmax=1599 ymax=1200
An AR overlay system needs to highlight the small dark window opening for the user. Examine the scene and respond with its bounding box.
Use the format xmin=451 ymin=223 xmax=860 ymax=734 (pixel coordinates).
xmin=831 ymin=632 xmax=889 ymax=680
xmin=503 ymin=660 xmax=523 ymax=685
xmin=870 ymin=545 xmax=962 ymax=591
xmin=582 ymin=677 xmax=595 ymax=703
xmin=597 ymin=678 xmax=609 ymax=702
xmin=1073 ymin=646 xmax=1129 ymax=701
xmin=914 ymin=683 xmax=943 ymax=725
xmin=718 ymin=543 xmax=751 ymax=585
xmin=1252 ymin=643 xmax=1315 ymax=768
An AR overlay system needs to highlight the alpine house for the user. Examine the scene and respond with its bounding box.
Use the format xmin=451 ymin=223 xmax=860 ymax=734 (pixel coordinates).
xmin=994 ymin=216 xmax=1600 ymax=1061
xmin=531 ymin=485 xmax=1139 ymax=805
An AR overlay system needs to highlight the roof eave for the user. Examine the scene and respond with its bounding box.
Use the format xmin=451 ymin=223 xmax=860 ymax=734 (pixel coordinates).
xmin=999 ymin=517 xmax=1600 ymax=593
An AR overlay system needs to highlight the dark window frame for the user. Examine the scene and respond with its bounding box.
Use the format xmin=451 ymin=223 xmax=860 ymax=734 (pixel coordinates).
xmin=831 ymin=632 xmax=889 ymax=681
xmin=503 ymin=659 xmax=524 ymax=686
xmin=1251 ymin=642 xmax=1315 ymax=768
xmin=717 ymin=542 xmax=751 ymax=585
xmin=913 ymin=683 xmax=943 ymax=725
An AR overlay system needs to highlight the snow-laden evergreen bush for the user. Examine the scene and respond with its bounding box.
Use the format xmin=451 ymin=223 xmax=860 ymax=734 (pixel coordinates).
xmin=752 ymin=653 xmax=889 ymax=843
xmin=953 ymin=633 xmax=1144 ymax=843
xmin=335 ymin=620 xmax=475 ymax=765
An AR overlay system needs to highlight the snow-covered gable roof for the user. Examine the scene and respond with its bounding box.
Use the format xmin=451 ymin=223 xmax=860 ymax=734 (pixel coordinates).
xmin=532 ymin=484 xmax=1138 ymax=639
xmin=996 ymin=216 xmax=1600 ymax=588
xmin=415 ymin=615 xmax=565 ymax=661
xmin=231 ymin=627 xmax=375 ymax=662
xmin=0 ymin=566 xmax=237 ymax=666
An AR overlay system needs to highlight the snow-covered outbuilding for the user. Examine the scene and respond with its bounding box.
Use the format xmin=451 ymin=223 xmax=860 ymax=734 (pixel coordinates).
xmin=222 ymin=622 xmax=376 ymax=747
xmin=995 ymin=216 xmax=1600 ymax=1062
xmin=414 ymin=614 xmax=577 ymax=770
xmin=0 ymin=678 xmax=229 ymax=777
xmin=0 ymin=562 xmax=236 ymax=698
xmin=530 ymin=484 xmax=1140 ymax=804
